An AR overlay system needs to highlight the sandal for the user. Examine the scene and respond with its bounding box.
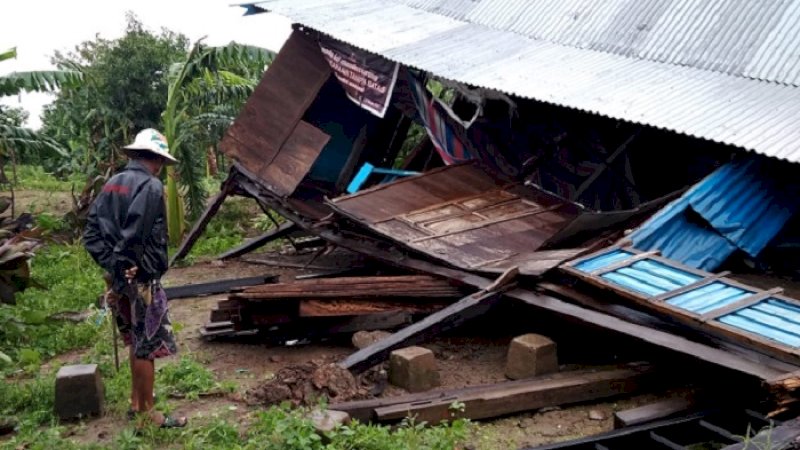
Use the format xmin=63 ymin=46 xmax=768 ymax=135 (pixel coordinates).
xmin=160 ymin=415 xmax=188 ymax=428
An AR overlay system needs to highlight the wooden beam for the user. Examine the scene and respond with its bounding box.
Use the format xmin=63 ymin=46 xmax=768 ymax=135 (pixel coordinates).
xmin=338 ymin=269 xmax=515 ymax=374
xmin=613 ymin=396 xmax=696 ymax=429
xmin=591 ymin=251 xmax=660 ymax=276
xmin=170 ymin=175 xmax=233 ymax=265
xmin=653 ymin=271 xmax=732 ymax=301
xmin=218 ymin=221 xmax=299 ymax=260
xmin=374 ymin=364 xmax=658 ymax=424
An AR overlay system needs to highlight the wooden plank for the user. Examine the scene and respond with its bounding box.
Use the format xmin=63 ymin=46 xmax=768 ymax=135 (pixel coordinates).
xmin=320 ymin=311 xmax=412 ymax=334
xmin=562 ymin=244 xmax=627 ymax=269
xmin=591 ymin=251 xmax=660 ymax=276
xmin=653 ymin=271 xmax=732 ymax=301
xmin=699 ymin=288 xmax=783 ymax=322
xmin=298 ymin=299 xmax=446 ymax=317
xmin=374 ymin=365 xmax=659 ymax=424
xmin=218 ymin=221 xmax=299 ymax=260
xmin=164 ymin=275 xmax=277 ymax=300
xmin=339 ymin=286 xmax=509 ymax=374
xmin=260 ymin=121 xmax=330 ymax=197
xmin=409 ymin=204 xmax=565 ymax=243
xmin=220 ymin=30 xmax=331 ymax=178
xmin=613 ymin=397 xmax=696 ymax=429
xmin=170 ymin=176 xmax=233 ymax=265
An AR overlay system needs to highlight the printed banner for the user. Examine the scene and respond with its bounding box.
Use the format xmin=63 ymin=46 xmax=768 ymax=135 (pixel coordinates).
xmin=319 ymin=36 xmax=399 ymax=118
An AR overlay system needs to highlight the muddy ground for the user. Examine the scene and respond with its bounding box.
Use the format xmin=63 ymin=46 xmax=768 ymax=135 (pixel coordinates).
xmin=44 ymin=255 xmax=689 ymax=449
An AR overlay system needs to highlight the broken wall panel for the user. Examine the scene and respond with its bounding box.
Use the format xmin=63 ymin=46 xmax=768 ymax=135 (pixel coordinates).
xmin=220 ymin=30 xmax=331 ymax=191
xmin=563 ymin=246 xmax=800 ymax=366
xmin=329 ymin=162 xmax=586 ymax=275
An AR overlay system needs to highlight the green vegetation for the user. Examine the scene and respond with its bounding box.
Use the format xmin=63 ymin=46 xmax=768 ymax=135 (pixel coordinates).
xmin=1 ymin=47 xmax=79 ymax=166
xmin=0 ymin=243 xmax=104 ymax=373
xmin=14 ymin=165 xmax=83 ymax=191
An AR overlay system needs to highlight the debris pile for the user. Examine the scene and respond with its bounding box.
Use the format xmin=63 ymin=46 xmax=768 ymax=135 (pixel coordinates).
xmin=247 ymin=359 xmax=386 ymax=407
xmin=203 ymin=275 xmax=464 ymax=339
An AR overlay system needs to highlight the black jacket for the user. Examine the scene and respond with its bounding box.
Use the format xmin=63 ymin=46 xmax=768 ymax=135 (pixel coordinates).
xmin=83 ymin=161 xmax=168 ymax=292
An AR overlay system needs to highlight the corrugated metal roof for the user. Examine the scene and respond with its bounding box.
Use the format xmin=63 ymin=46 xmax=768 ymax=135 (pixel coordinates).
xmin=250 ymin=0 xmax=800 ymax=163
xmin=399 ymin=0 xmax=800 ymax=87
xmin=630 ymin=157 xmax=800 ymax=270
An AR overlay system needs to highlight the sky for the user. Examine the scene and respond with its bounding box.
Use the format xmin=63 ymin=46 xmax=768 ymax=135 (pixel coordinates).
xmin=1 ymin=0 xmax=292 ymax=129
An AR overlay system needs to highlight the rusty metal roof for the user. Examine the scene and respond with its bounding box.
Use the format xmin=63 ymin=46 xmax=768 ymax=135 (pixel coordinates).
xmin=247 ymin=0 xmax=800 ymax=164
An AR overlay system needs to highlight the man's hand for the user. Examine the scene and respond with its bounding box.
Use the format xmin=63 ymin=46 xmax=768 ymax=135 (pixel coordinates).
xmin=124 ymin=266 xmax=138 ymax=282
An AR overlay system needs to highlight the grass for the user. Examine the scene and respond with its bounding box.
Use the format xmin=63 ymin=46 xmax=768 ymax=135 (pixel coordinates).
xmin=2 ymin=336 xmax=472 ymax=450
xmin=0 ymin=243 xmax=105 ymax=374
xmin=13 ymin=165 xmax=84 ymax=192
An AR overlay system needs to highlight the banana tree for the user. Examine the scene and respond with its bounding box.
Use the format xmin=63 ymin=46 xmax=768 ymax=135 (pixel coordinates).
xmin=0 ymin=48 xmax=79 ymax=177
xmin=161 ymin=40 xmax=270 ymax=244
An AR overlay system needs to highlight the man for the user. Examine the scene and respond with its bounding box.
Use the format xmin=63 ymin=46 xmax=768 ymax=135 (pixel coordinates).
xmin=84 ymin=129 xmax=187 ymax=428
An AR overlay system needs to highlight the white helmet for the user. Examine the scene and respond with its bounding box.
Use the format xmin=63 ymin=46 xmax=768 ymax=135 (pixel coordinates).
xmin=123 ymin=128 xmax=178 ymax=164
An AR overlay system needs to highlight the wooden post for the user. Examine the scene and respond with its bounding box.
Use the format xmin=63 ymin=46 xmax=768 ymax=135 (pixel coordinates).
xmin=169 ymin=173 xmax=234 ymax=265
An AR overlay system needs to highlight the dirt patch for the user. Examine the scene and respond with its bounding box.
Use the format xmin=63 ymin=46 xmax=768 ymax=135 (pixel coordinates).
xmin=12 ymin=190 xmax=72 ymax=216
xmin=246 ymin=359 xmax=382 ymax=407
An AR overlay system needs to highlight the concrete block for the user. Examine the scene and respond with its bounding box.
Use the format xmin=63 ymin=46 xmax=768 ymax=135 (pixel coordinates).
xmin=389 ymin=346 xmax=440 ymax=393
xmin=505 ymin=333 xmax=558 ymax=380
xmin=55 ymin=364 xmax=104 ymax=420
xmin=351 ymin=330 xmax=392 ymax=349
xmin=309 ymin=409 xmax=350 ymax=434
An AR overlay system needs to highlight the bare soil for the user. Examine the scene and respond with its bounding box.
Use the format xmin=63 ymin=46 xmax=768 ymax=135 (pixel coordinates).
xmin=11 ymin=190 xmax=73 ymax=216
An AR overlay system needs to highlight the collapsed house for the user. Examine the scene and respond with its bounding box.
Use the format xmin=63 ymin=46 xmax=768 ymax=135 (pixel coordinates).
xmin=175 ymin=1 xmax=800 ymax=447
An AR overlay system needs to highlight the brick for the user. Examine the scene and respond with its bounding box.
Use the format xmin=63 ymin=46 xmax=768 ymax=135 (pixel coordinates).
xmin=389 ymin=346 xmax=440 ymax=393
xmin=55 ymin=364 xmax=104 ymax=420
xmin=505 ymin=333 xmax=558 ymax=380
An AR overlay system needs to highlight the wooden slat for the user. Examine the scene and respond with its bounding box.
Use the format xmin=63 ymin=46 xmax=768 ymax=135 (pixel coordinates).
xmin=699 ymin=288 xmax=784 ymax=323
xmin=591 ymin=251 xmax=661 ymax=275
xmin=374 ymin=365 xmax=658 ymax=424
xmin=409 ymin=204 xmax=565 ymax=243
xmin=218 ymin=221 xmax=299 ymax=260
xmin=653 ymin=271 xmax=732 ymax=301
xmin=562 ymin=244 xmax=627 ymax=269
xmin=613 ymin=397 xmax=696 ymax=429
xmin=298 ymin=299 xmax=446 ymax=317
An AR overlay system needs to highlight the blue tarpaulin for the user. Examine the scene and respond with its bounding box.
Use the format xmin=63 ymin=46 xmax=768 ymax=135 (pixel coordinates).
xmin=630 ymin=157 xmax=800 ymax=271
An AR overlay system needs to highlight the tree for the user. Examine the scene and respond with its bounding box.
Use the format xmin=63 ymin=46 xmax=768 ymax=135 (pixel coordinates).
xmin=0 ymin=47 xmax=78 ymax=164
xmin=161 ymin=40 xmax=271 ymax=244
xmin=41 ymin=14 xmax=189 ymax=176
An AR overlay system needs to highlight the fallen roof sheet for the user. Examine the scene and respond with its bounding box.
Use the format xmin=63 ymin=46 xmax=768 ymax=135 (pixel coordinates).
xmin=630 ymin=157 xmax=800 ymax=271
xmin=247 ymin=0 xmax=800 ymax=163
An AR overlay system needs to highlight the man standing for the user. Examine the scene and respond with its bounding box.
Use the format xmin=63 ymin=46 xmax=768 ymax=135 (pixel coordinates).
xmin=84 ymin=129 xmax=187 ymax=428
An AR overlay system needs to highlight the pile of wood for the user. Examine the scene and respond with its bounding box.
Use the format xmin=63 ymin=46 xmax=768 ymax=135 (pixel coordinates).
xmin=202 ymin=275 xmax=467 ymax=339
